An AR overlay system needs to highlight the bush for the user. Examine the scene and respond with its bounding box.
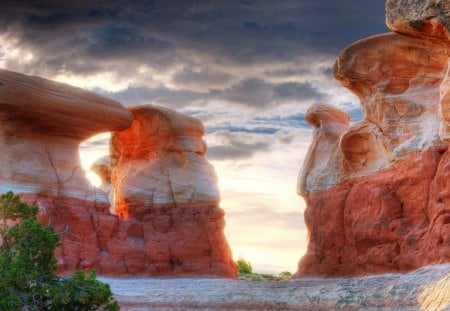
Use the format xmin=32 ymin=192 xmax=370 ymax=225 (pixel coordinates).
xmin=0 ymin=191 xmax=119 ymax=311
xmin=236 ymin=256 xmax=253 ymax=274
xmin=279 ymin=271 xmax=293 ymax=280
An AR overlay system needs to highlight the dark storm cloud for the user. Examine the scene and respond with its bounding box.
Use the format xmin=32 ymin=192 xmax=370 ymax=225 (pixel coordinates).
xmin=220 ymin=79 xmax=325 ymax=107
xmin=206 ymin=131 xmax=272 ymax=161
xmin=172 ymin=67 xmax=233 ymax=89
xmin=99 ymin=87 xmax=206 ymax=108
xmin=0 ymin=0 xmax=387 ymax=74
xmin=99 ymin=79 xmax=325 ymax=109
xmin=206 ymin=130 xmax=296 ymax=161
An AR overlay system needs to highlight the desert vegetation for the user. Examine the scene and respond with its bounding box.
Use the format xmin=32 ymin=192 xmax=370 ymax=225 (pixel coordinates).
xmin=236 ymin=256 xmax=292 ymax=281
xmin=0 ymin=191 xmax=119 ymax=311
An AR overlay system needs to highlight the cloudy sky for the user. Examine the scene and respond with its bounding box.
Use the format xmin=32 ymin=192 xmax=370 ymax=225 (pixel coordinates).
xmin=0 ymin=0 xmax=387 ymax=273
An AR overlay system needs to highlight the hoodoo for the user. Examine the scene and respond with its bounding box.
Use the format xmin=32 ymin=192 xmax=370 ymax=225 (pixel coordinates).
xmin=0 ymin=69 xmax=235 ymax=277
xmin=296 ymin=0 xmax=450 ymax=276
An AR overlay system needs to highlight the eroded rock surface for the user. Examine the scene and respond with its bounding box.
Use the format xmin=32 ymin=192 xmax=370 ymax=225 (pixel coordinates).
xmin=0 ymin=69 xmax=132 ymax=200
xmin=296 ymin=1 xmax=450 ymax=277
xmin=334 ymin=32 xmax=447 ymax=159
xmin=298 ymin=103 xmax=350 ymax=194
xmin=27 ymin=194 xmax=234 ymax=277
xmin=0 ymin=70 xmax=234 ymax=278
xmin=110 ymin=105 xmax=220 ymax=220
xmin=386 ymin=0 xmax=450 ymax=44
xmin=104 ymin=264 xmax=450 ymax=310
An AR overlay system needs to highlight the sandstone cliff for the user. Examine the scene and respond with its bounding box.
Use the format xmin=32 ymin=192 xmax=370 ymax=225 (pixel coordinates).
xmin=296 ymin=0 xmax=450 ymax=276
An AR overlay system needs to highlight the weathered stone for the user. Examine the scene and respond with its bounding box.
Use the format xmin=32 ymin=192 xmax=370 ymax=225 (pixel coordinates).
xmin=104 ymin=264 xmax=450 ymax=310
xmin=298 ymin=103 xmax=350 ymax=194
xmin=0 ymin=69 xmax=133 ymax=200
xmin=334 ymin=32 xmax=447 ymax=159
xmin=109 ymin=105 xmax=220 ymax=220
xmin=297 ymin=2 xmax=450 ymax=277
xmin=27 ymin=194 xmax=235 ymax=277
xmin=0 ymin=69 xmax=235 ymax=278
xmin=386 ymin=0 xmax=450 ymax=45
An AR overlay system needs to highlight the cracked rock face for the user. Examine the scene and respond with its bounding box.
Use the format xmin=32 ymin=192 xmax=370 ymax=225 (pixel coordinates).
xmin=296 ymin=1 xmax=450 ymax=277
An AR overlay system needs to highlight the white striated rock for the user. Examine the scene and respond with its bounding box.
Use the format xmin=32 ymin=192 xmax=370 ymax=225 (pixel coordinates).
xmin=297 ymin=103 xmax=350 ymax=194
xmin=0 ymin=69 xmax=133 ymax=201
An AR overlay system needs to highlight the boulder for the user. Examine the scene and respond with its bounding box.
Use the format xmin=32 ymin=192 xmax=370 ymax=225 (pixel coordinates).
xmin=386 ymin=0 xmax=450 ymax=45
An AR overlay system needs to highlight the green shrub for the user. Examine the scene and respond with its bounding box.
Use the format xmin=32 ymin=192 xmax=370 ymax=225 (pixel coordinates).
xmin=279 ymin=271 xmax=293 ymax=280
xmin=49 ymin=271 xmax=119 ymax=311
xmin=0 ymin=191 xmax=119 ymax=311
xmin=236 ymin=256 xmax=253 ymax=274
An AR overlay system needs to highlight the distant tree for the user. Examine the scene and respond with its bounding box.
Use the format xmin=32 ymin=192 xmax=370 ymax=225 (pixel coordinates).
xmin=0 ymin=191 xmax=119 ymax=311
xmin=236 ymin=256 xmax=253 ymax=274
xmin=279 ymin=271 xmax=292 ymax=280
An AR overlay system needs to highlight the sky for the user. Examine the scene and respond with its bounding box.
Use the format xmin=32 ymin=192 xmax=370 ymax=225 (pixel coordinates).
xmin=0 ymin=0 xmax=387 ymax=274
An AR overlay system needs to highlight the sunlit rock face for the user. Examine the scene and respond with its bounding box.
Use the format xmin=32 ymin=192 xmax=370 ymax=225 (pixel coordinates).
xmin=109 ymin=105 xmax=220 ymax=219
xmin=335 ymin=32 xmax=447 ymax=159
xmin=0 ymin=70 xmax=235 ymax=278
xmin=85 ymin=105 xmax=235 ymax=277
xmin=0 ymin=69 xmax=133 ymax=201
xmin=296 ymin=1 xmax=450 ymax=277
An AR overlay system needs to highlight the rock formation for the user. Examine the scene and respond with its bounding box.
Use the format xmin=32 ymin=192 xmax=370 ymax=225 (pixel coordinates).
xmin=0 ymin=69 xmax=235 ymax=278
xmin=86 ymin=105 xmax=235 ymax=277
xmin=0 ymin=69 xmax=132 ymax=200
xmin=109 ymin=105 xmax=220 ymax=220
xmin=296 ymin=0 xmax=450 ymax=276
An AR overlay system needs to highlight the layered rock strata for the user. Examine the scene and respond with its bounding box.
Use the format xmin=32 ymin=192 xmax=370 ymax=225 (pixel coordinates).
xmin=109 ymin=105 xmax=220 ymax=220
xmin=84 ymin=105 xmax=235 ymax=277
xmin=0 ymin=70 xmax=235 ymax=277
xmin=0 ymin=69 xmax=133 ymax=200
xmin=296 ymin=1 xmax=450 ymax=276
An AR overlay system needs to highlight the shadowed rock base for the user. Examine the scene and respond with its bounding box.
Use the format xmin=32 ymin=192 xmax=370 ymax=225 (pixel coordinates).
xmin=19 ymin=194 xmax=236 ymax=278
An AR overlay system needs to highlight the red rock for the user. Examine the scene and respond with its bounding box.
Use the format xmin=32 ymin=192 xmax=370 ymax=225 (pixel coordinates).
xmin=0 ymin=70 xmax=234 ymax=278
xmin=334 ymin=32 xmax=447 ymax=160
xmin=24 ymin=194 xmax=235 ymax=277
xmin=296 ymin=1 xmax=450 ymax=277
xmin=297 ymin=149 xmax=449 ymax=277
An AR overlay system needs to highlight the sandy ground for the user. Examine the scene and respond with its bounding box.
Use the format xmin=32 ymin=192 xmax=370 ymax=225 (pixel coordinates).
xmin=100 ymin=264 xmax=450 ymax=310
